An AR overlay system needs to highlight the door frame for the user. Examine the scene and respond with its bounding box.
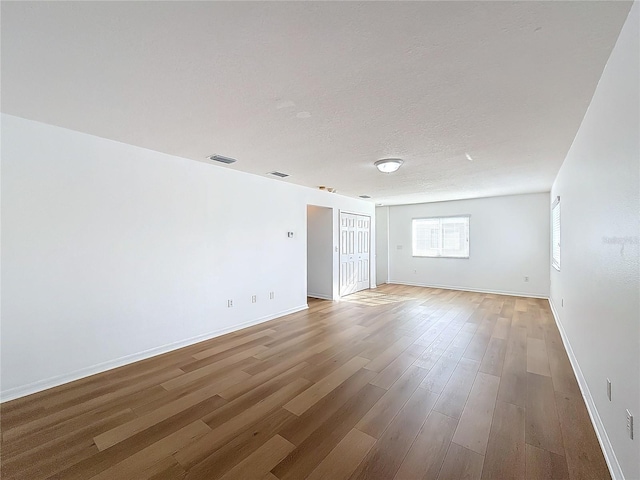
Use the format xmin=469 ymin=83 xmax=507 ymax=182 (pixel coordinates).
xmin=306 ymin=205 xmax=334 ymax=300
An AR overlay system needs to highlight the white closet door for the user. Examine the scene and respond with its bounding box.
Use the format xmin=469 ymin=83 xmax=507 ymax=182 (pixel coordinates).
xmin=355 ymin=215 xmax=370 ymax=292
xmin=339 ymin=212 xmax=370 ymax=296
xmin=339 ymin=213 xmax=357 ymax=296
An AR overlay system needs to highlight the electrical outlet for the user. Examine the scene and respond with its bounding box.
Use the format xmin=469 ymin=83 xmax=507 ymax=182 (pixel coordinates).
xmin=269 ymin=292 xmax=274 ymax=300
xmin=607 ymin=379 xmax=612 ymax=401
xmin=524 ymin=276 xmax=529 ymax=282
xmin=627 ymin=410 xmax=634 ymax=440
xmin=562 ymin=298 xmax=564 ymax=307
xmin=227 ymin=299 xmax=233 ymax=308
xmin=251 ymin=295 xmax=257 ymax=303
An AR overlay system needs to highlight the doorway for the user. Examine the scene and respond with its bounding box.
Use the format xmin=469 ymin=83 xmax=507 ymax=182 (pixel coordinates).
xmin=307 ymin=205 xmax=333 ymax=300
xmin=339 ymin=212 xmax=371 ymax=297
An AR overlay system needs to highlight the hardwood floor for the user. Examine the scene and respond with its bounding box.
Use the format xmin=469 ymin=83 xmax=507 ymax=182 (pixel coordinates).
xmin=0 ymin=285 xmax=610 ymax=480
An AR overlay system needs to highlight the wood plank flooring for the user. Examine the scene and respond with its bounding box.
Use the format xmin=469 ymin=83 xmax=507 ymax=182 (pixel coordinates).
xmin=0 ymin=285 xmax=610 ymax=479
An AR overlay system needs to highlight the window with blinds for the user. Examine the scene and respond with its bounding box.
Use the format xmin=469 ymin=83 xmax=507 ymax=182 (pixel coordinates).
xmin=412 ymin=216 xmax=470 ymax=258
xmin=552 ymin=197 xmax=561 ymax=270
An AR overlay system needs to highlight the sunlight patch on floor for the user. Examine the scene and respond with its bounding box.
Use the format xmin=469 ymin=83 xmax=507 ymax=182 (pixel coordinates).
xmin=340 ymin=290 xmax=412 ymax=306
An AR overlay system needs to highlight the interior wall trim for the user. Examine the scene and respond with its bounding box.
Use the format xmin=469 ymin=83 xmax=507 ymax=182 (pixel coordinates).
xmin=307 ymin=292 xmax=333 ymax=301
xmin=548 ymin=298 xmax=623 ymax=480
xmin=388 ymin=280 xmax=549 ymax=299
xmin=0 ymin=304 xmax=309 ymax=403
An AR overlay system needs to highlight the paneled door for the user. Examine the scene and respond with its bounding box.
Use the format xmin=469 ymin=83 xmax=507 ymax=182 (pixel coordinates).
xmin=339 ymin=212 xmax=370 ymax=297
xmin=355 ymin=215 xmax=370 ymax=292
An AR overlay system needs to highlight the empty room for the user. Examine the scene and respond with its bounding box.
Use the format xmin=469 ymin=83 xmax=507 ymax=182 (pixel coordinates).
xmin=1 ymin=1 xmax=638 ymax=480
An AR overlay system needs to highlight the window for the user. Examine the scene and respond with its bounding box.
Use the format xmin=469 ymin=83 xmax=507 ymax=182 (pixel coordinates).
xmin=552 ymin=197 xmax=561 ymax=270
xmin=412 ymin=216 xmax=470 ymax=258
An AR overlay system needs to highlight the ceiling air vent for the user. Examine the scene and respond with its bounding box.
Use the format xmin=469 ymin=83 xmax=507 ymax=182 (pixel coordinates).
xmin=268 ymin=171 xmax=289 ymax=178
xmin=207 ymin=154 xmax=237 ymax=164
xmin=359 ymin=195 xmax=371 ymax=199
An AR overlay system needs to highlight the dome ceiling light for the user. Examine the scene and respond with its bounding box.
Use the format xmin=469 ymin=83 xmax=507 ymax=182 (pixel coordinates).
xmin=375 ymin=158 xmax=403 ymax=173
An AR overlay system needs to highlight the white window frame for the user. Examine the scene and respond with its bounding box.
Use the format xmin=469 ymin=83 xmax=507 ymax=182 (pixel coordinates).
xmin=412 ymin=215 xmax=470 ymax=258
xmin=552 ymin=196 xmax=561 ymax=271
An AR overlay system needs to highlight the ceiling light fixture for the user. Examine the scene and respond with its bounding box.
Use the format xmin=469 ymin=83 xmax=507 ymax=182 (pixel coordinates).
xmin=375 ymin=158 xmax=403 ymax=173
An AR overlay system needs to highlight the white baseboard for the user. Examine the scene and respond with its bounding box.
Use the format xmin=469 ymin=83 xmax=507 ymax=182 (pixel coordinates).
xmin=389 ymin=280 xmax=549 ymax=299
xmin=548 ymin=299 xmax=623 ymax=480
xmin=0 ymin=304 xmax=308 ymax=403
xmin=307 ymin=292 xmax=333 ymax=301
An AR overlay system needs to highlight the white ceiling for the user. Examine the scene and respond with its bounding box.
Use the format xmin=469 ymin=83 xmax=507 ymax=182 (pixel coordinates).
xmin=1 ymin=1 xmax=632 ymax=205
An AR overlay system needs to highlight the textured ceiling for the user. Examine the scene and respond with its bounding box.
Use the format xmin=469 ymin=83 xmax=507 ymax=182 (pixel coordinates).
xmin=1 ymin=1 xmax=632 ymax=205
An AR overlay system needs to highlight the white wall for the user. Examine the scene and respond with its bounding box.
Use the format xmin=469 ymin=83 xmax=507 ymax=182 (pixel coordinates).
xmin=0 ymin=114 xmax=375 ymax=401
xmin=549 ymin=3 xmax=639 ymax=478
xmin=388 ymin=193 xmax=550 ymax=297
xmin=307 ymin=205 xmax=333 ymax=300
xmin=375 ymin=206 xmax=389 ymax=285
